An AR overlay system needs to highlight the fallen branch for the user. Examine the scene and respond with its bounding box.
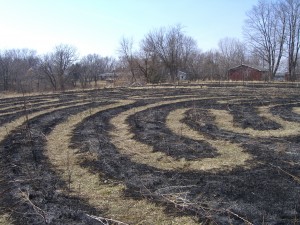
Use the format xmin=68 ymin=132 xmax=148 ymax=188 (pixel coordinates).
xmin=226 ymin=209 xmax=254 ymax=225
xmin=0 ymin=187 xmax=12 ymax=197
xmin=19 ymin=189 xmax=48 ymax=224
xmin=86 ymin=214 xmax=129 ymax=225
xmin=143 ymin=184 xmax=252 ymax=224
xmin=269 ymin=163 xmax=300 ymax=183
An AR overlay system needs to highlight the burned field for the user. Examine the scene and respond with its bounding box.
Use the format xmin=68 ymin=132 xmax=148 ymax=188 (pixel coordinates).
xmin=0 ymin=85 xmax=300 ymax=224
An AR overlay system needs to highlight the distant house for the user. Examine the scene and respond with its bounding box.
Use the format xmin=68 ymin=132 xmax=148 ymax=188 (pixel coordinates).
xmin=178 ymin=71 xmax=187 ymax=80
xmin=274 ymin=73 xmax=287 ymax=81
xmin=228 ymin=64 xmax=268 ymax=81
xmin=98 ymin=72 xmax=117 ymax=81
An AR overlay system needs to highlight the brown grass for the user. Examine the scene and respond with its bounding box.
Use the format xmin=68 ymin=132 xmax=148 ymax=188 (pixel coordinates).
xmin=0 ymin=92 xmax=45 ymax=99
xmin=0 ymin=97 xmax=53 ymax=108
xmin=166 ymin=108 xmax=252 ymax=171
xmin=0 ymin=98 xmax=61 ymax=116
xmin=211 ymin=104 xmax=300 ymax=137
xmin=293 ymin=107 xmax=300 ymax=115
xmin=0 ymin=214 xmax=13 ymax=225
xmin=129 ymin=85 xmax=208 ymax=90
xmin=0 ymin=85 xmax=103 ymax=100
xmin=0 ymin=99 xmax=96 ymax=143
xmin=130 ymin=94 xmax=198 ymax=100
xmin=46 ymin=100 xmax=197 ymax=224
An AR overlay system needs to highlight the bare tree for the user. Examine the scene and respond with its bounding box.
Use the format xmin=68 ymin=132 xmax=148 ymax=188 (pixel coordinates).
xmin=136 ymin=39 xmax=166 ymax=83
xmin=218 ymin=37 xmax=246 ymax=78
xmin=39 ymin=54 xmax=58 ymax=91
xmin=143 ymin=25 xmax=197 ymax=82
xmin=202 ymin=50 xmax=221 ymax=80
xmin=53 ymin=44 xmax=78 ymax=90
xmin=184 ymin=50 xmax=204 ymax=81
xmin=0 ymin=51 xmax=11 ymax=91
xmin=39 ymin=44 xmax=77 ymax=91
xmin=118 ymin=37 xmax=138 ymax=83
xmin=80 ymin=54 xmax=116 ymax=87
xmin=244 ymin=0 xmax=286 ymax=80
xmin=68 ymin=63 xmax=83 ymax=88
xmin=0 ymin=49 xmax=38 ymax=92
xmin=282 ymin=0 xmax=300 ymax=81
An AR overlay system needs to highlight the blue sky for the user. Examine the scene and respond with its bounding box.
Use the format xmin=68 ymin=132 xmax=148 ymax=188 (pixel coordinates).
xmin=0 ymin=0 xmax=259 ymax=57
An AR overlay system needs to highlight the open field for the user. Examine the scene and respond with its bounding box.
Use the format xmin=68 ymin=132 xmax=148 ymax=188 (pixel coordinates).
xmin=0 ymin=83 xmax=300 ymax=224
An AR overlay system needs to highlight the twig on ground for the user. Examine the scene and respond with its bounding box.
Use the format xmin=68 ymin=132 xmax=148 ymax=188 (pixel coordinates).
xmin=225 ymin=209 xmax=254 ymax=225
xmin=86 ymin=214 xmax=129 ymax=225
xmin=141 ymin=184 xmax=255 ymax=224
xmin=19 ymin=189 xmax=48 ymax=224
xmin=269 ymin=163 xmax=300 ymax=183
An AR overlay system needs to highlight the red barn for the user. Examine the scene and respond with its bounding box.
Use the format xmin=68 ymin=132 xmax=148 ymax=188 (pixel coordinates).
xmin=228 ymin=64 xmax=268 ymax=81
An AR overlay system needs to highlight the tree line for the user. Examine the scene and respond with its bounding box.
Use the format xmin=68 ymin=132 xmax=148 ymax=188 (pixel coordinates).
xmin=0 ymin=0 xmax=299 ymax=93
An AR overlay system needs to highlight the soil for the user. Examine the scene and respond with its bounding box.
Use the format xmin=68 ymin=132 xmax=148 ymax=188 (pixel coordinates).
xmin=0 ymin=85 xmax=300 ymax=224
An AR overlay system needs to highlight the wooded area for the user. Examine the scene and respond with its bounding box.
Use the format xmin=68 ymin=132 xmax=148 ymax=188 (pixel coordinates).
xmin=0 ymin=0 xmax=299 ymax=93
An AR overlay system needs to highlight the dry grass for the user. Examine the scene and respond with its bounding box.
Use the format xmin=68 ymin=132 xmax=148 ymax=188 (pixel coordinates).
xmin=109 ymin=97 xmax=237 ymax=172
xmin=166 ymin=108 xmax=252 ymax=171
xmin=129 ymin=85 xmax=208 ymax=90
xmin=0 ymin=92 xmax=46 ymax=99
xmin=0 ymin=214 xmax=13 ymax=225
xmin=130 ymin=94 xmax=198 ymax=100
xmin=0 ymin=84 xmax=105 ymax=100
xmin=0 ymin=97 xmax=53 ymax=108
xmin=0 ymin=99 xmax=95 ymax=143
xmin=216 ymin=98 xmax=261 ymax=105
xmin=293 ymin=107 xmax=300 ymax=115
xmin=46 ymin=100 xmax=198 ymax=224
xmin=0 ymin=98 xmax=61 ymax=117
xmin=211 ymin=104 xmax=300 ymax=137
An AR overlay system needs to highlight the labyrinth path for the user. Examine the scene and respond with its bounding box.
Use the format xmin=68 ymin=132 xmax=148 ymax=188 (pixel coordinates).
xmin=0 ymin=98 xmax=100 ymax=143
xmin=0 ymin=97 xmax=58 ymax=111
xmin=130 ymin=94 xmax=197 ymax=100
xmin=46 ymin=99 xmax=197 ymax=224
xmin=211 ymin=103 xmax=300 ymax=137
xmin=109 ymin=97 xmax=252 ymax=171
xmin=0 ymin=98 xmax=62 ymax=116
